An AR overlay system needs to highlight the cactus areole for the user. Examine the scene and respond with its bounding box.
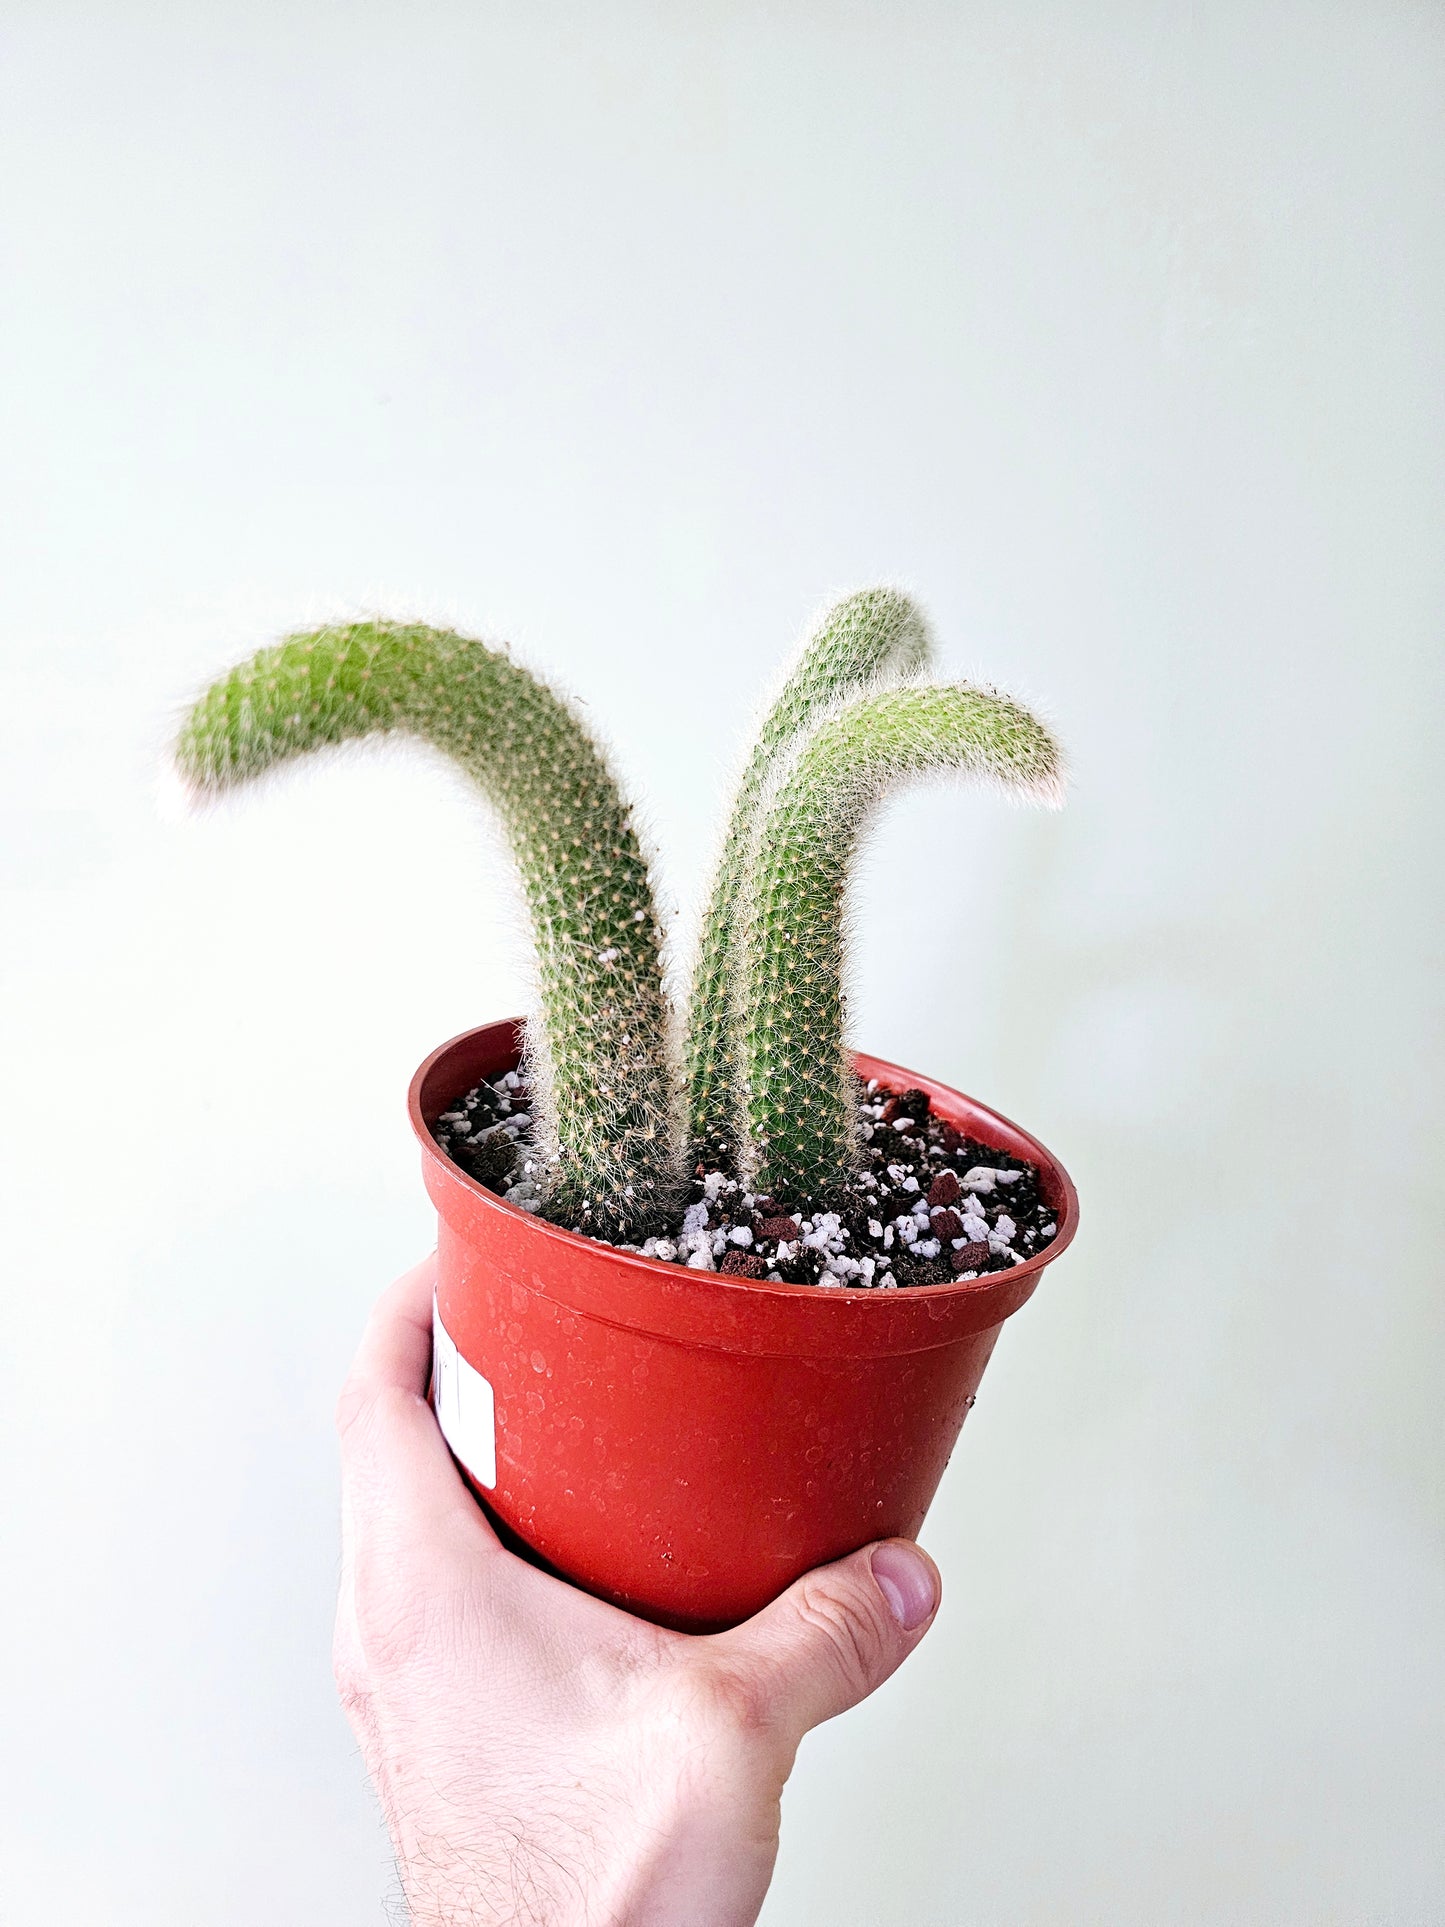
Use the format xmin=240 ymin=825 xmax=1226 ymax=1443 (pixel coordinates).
xmin=174 ymin=590 xmax=1078 ymax=1626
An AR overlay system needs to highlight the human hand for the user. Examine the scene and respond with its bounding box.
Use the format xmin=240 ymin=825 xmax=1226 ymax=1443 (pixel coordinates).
xmin=334 ymin=1256 xmax=942 ymax=1927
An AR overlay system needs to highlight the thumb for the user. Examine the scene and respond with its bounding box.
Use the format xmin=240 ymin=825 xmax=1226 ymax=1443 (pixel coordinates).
xmin=710 ymin=1539 xmax=941 ymax=1743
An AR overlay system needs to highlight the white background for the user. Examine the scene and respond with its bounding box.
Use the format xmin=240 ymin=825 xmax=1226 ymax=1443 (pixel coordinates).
xmin=2 ymin=5 xmax=1442 ymax=1922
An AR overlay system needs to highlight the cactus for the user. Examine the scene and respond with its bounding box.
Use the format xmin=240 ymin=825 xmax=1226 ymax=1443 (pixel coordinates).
xmin=682 ymin=587 xmax=933 ymax=1164
xmin=172 ymin=620 xmax=678 ymax=1240
xmin=172 ymin=594 xmax=1064 ymax=1254
xmin=736 ymin=682 xmax=1064 ymax=1205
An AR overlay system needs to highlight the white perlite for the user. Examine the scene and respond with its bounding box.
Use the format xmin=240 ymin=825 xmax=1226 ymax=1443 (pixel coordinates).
xmin=961 ymin=1165 xmax=1026 ymax=1194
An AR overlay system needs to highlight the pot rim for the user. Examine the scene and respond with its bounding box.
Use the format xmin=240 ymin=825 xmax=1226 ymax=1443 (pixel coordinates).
xmin=409 ymin=1020 xmax=1078 ymax=1306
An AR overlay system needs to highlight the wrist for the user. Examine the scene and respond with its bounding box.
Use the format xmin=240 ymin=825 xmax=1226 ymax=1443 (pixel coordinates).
xmin=393 ymin=1775 xmax=774 ymax=1927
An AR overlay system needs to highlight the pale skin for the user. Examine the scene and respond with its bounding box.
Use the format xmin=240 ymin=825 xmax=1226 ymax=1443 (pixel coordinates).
xmin=335 ymin=1257 xmax=943 ymax=1926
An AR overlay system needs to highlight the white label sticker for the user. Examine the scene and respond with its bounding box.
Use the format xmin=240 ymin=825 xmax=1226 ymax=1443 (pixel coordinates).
xmin=431 ymin=1294 xmax=497 ymax=1489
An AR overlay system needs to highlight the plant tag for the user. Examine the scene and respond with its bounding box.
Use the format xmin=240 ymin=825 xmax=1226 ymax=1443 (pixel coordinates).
xmin=431 ymin=1294 xmax=497 ymax=1490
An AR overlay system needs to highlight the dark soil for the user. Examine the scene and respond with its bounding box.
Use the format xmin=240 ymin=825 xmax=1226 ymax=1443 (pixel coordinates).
xmin=432 ymin=1073 xmax=1059 ymax=1289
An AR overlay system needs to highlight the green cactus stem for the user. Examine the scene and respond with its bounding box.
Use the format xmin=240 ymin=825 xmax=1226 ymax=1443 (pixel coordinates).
xmin=173 ymin=620 xmax=678 ymax=1240
xmin=682 ymin=587 xmax=932 ymax=1165
xmin=738 ymin=682 xmax=1064 ymax=1205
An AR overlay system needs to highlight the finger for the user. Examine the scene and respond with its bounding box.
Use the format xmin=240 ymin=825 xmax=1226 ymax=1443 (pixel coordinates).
xmin=707 ymin=1539 xmax=941 ymax=1743
xmin=345 ymin=1254 xmax=437 ymax=1397
xmin=336 ymin=1255 xmax=499 ymax=1555
xmin=337 ymin=1257 xmax=437 ymax=1573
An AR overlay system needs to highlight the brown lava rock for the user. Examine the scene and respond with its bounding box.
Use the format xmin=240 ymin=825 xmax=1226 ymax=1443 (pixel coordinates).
xmin=720 ymin=1251 xmax=770 ymax=1279
xmin=951 ymin=1239 xmax=991 ymax=1274
xmin=757 ymin=1215 xmax=801 ymax=1242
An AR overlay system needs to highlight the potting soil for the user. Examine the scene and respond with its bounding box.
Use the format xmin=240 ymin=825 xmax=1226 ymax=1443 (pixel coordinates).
xmin=432 ymin=1073 xmax=1059 ymax=1288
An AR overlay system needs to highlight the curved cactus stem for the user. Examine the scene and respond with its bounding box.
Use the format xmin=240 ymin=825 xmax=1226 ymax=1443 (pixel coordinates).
xmin=682 ymin=587 xmax=933 ymax=1166
xmin=173 ymin=621 xmax=679 ymax=1240
xmin=738 ymin=682 xmax=1064 ymax=1205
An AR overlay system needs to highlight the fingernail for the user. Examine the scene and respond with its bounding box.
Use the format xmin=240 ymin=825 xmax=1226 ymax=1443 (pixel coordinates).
xmin=870 ymin=1540 xmax=939 ymax=1631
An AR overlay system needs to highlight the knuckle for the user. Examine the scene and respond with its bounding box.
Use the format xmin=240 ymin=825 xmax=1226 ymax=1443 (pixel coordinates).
xmin=793 ymin=1573 xmax=890 ymax=1692
xmin=335 ymin=1379 xmax=428 ymax=1453
xmin=334 ymin=1376 xmax=375 ymax=1443
xmin=349 ymin=1552 xmax=452 ymax=1677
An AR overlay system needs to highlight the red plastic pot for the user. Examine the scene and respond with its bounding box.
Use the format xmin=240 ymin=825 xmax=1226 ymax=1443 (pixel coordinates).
xmin=412 ymin=1019 xmax=1078 ymax=1633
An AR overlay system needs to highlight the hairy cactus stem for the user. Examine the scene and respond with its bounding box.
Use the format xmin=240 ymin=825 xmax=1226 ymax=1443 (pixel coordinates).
xmin=738 ymin=682 xmax=1064 ymax=1205
xmin=173 ymin=621 xmax=679 ymax=1240
xmin=682 ymin=587 xmax=933 ymax=1167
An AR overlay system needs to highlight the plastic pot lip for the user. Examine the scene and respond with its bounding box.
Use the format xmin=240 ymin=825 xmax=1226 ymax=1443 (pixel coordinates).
xmin=408 ymin=1019 xmax=1079 ymax=1312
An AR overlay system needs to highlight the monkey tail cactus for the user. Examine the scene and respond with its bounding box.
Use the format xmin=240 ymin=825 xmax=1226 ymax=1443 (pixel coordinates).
xmin=683 ymin=587 xmax=932 ymax=1164
xmin=172 ymin=620 xmax=678 ymax=1240
xmin=737 ymin=682 xmax=1064 ymax=1205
